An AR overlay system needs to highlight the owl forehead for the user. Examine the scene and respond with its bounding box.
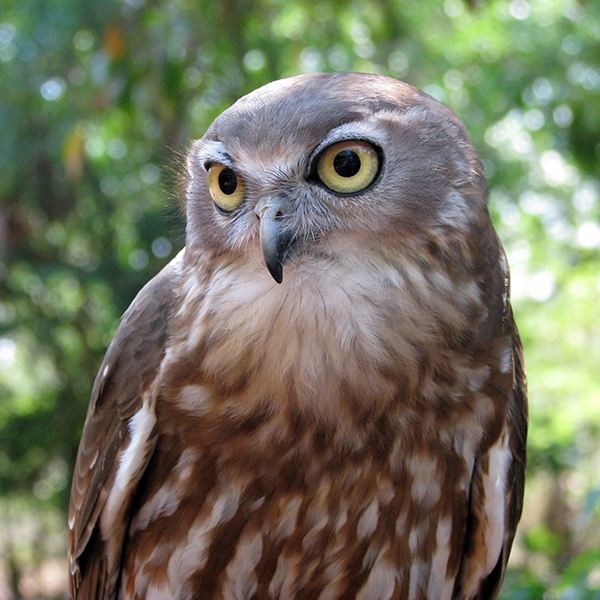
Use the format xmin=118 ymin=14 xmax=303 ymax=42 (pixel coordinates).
xmin=198 ymin=118 xmax=390 ymax=176
xmin=198 ymin=73 xmax=430 ymax=171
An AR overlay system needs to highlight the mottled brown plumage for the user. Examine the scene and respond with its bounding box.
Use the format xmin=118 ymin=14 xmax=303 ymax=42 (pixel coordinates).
xmin=68 ymin=72 xmax=527 ymax=600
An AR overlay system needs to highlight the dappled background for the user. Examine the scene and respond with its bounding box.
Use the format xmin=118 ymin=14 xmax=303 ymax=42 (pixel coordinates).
xmin=1 ymin=0 xmax=599 ymax=598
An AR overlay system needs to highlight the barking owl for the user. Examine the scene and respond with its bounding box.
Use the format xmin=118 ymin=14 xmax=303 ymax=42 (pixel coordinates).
xmin=68 ymin=72 xmax=527 ymax=600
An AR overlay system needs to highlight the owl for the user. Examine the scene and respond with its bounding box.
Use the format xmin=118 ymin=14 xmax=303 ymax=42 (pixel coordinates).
xmin=68 ymin=72 xmax=527 ymax=600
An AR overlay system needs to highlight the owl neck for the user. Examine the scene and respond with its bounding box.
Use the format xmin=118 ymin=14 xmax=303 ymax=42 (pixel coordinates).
xmin=163 ymin=246 xmax=488 ymax=429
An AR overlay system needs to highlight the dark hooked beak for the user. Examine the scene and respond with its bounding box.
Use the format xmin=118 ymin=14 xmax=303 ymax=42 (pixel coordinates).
xmin=254 ymin=196 xmax=294 ymax=284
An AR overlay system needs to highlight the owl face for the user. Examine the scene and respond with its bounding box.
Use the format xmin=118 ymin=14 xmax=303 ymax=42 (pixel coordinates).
xmin=185 ymin=72 xmax=489 ymax=284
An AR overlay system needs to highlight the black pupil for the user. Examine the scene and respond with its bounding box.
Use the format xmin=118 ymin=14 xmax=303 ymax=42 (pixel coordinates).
xmin=333 ymin=150 xmax=361 ymax=178
xmin=218 ymin=168 xmax=238 ymax=195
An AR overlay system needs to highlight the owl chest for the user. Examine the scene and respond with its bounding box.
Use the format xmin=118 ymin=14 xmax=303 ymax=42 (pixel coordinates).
xmin=171 ymin=258 xmax=488 ymax=423
xmin=118 ymin=403 xmax=474 ymax=600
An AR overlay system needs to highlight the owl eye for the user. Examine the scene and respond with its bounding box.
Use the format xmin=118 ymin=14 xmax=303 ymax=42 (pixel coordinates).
xmin=316 ymin=140 xmax=380 ymax=194
xmin=207 ymin=163 xmax=246 ymax=214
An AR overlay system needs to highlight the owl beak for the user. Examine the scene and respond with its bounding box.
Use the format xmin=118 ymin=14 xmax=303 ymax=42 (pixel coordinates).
xmin=254 ymin=196 xmax=292 ymax=284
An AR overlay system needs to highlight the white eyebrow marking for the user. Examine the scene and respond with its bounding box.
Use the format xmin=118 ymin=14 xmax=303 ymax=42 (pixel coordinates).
xmin=313 ymin=119 xmax=388 ymax=156
xmin=194 ymin=140 xmax=232 ymax=169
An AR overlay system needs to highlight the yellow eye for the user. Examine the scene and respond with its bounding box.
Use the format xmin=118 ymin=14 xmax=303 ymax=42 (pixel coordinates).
xmin=207 ymin=163 xmax=246 ymax=213
xmin=316 ymin=140 xmax=380 ymax=194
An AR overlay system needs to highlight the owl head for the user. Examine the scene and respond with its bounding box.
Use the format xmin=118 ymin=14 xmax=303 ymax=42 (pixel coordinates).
xmin=185 ymin=72 xmax=491 ymax=285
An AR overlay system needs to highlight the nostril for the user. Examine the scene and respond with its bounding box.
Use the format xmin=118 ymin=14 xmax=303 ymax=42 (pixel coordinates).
xmin=255 ymin=196 xmax=288 ymax=221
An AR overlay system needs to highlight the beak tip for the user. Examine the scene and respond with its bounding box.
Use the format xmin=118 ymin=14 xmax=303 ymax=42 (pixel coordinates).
xmin=267 ymin=262 xmax=283 ymax=284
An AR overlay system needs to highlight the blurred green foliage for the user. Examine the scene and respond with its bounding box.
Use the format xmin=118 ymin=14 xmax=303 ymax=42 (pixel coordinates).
xmin=0 ymin=0 xmax=599 ymax=597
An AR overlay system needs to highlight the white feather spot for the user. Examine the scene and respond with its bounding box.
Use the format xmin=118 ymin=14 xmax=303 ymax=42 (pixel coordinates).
xmin=277 ymin=496 xmax=302 ymax=540
xmin=176 ymin=384 xmax=211 ymax=415
xmin=132 ymin=445 xmax=198 ymax=531
xmin=356 ymin=561 xmax=396 ymax=600
xmin=460 ymin=427 xmax=513 ymax=598
xmin=145 ymin=584 xmax=170 ymax=600
xmin=427 ymin=517 xmax=455 ymax=600
xmin=211 ymin=485 xmax=243 ymax=525
xmin=100 ymin=399 xmax=156 ymax=539
xmin=317 ymin=576 xmax=344 ymax=600
xmin=395 ymin=510 xmax=407 ymax=537
xmin=130 ymin=484 xmax=181 ymax=532
xmin=116 ymin=401 xmax=157 ymax=489
xmin=407 ymin=559 xmax=427 ymax=600
xmin=335 ymin=509 xmax=348 ymax=532
xmin=408 ymin=455 xmax=441 ymax=507
xmin=482 ymin=430 xmax=511 ymax=573
xmin=357 ymin=499 xmax=379 ymax=539
xmin=222 ymin=531 xmax=263 ymax=600
xmin=269 ymin=554 xmax=298 ymax=600
xmin=302 ymin=514 xmax=329 ymax=552
xmin=89 ymin=449 xmax=99 ymax=469
xmin=130 ymin=550 xmax=170 ymax=600
xmin=408 ymin=527 xmax=419 ymax=555
xmin=468 ymin=365 xmax=491 ymax=392
xmin=147 ymin=541 xmax=171 ymax=565
xmin=499 ymin=345 xmax=513 ymax=374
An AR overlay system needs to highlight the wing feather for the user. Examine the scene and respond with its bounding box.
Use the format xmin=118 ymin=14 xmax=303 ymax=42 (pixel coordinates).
xmin=68 ymin=258 xmax=181 ymax=599
xmin=455 ymin=309 xmax=527 ymax=600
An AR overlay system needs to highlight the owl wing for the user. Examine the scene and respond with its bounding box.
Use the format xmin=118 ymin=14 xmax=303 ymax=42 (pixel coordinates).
xmin=456 ymin=308 xmax=528 ymax=600
xmin=68 ymin=258 xmax=180 ymax=599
